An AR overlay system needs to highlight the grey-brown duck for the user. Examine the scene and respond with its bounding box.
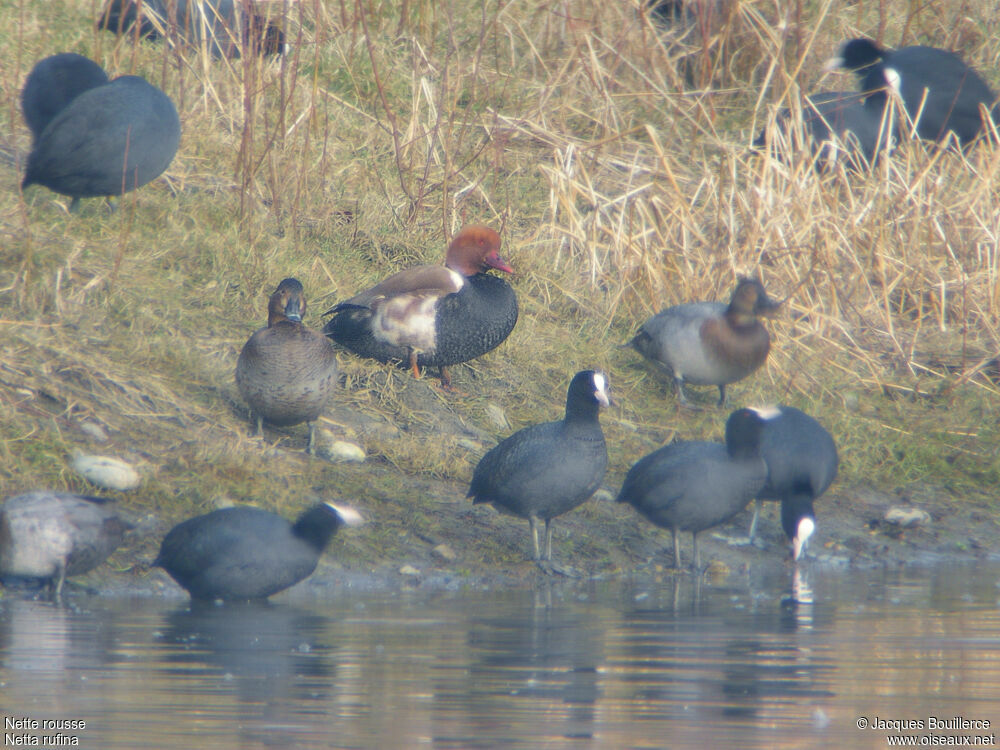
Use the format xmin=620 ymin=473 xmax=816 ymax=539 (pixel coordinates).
xmin=468 ymin=370 xmax=610 ymax=563
xmin=323 ymin=225 xmax=517 ymax=389
xmin=0 ymin=491 xmax=131 ymax=599
xmin=628 ymin=277 xmax=779 ymax=406
xmin=236 ymin=278 xmax=339 ymax=454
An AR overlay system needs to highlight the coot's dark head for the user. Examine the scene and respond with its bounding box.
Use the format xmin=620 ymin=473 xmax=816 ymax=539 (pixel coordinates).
xmin=826 ymin=38 xmax=886 ymax=75
xmin=786 ymin=503 xmax=815 ymax=561
xmin=291 ymin=501 xmax=364 ymax=552
xmin=724 ymin=406 xmax=778 ymax=459
xmin=565 ymin=369 xmax=611 ymax=420
xmin=444 ymin=225 xmax=512 ymax=276
xmin=727 ymin=277 xmax=781 ymax=325
xmin=267 ymin=278 xmax=306 ymax=326
xmin=249 ymin=13 xmax=287 ymax=57
xmin=21 ymin=54 xmax=110 ymax=140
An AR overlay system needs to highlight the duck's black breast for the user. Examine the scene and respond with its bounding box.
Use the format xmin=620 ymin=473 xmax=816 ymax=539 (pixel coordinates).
xmin=324 ymin=272 xmax=518 ymax=368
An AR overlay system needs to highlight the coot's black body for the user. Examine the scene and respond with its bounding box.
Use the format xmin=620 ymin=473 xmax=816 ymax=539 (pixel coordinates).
xmin=752 ymin=406 xmax=838 ymax=560
xmin=468 ymin=370 xmax=610 ymax=562
xmin=98 ymin=0 xmax=286 ymax=58
xmin=22 ymin=75 xmax=180 ymax=209
xmin=21 ymin=53 xmax=109 ymax=141
xmin=617 ymin=407 xmax=774 ymax=569
xmin=830 ymin=39 xmax=997 ymax=145
xmin=754 ymin=91 xmax=889 ymax=168
xmin=155 ymin=503 xmax=361 ymax=601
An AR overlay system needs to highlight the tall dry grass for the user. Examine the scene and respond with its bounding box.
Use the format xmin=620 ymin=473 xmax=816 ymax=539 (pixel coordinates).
xmin=0 ymin=0 xmax=997 ymax=535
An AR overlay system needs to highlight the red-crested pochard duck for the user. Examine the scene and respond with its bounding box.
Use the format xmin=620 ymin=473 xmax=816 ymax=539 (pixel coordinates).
xmin=323 ymin=225 xmax=518 ymax=388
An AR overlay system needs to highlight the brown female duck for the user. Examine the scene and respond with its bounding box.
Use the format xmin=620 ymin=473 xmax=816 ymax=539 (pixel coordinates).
xmin=628 ymin=277 xmax=780 ymax=406
xmin=236 ymin=278 xmax=339 ymax=454
xmin=323 ymin=225 xmax=517 ymax=388
xmin=0 ymin=491 xmax=131 ymax=599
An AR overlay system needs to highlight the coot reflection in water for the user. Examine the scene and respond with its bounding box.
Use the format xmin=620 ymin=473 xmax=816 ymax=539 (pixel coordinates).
xmin=452 ymin=587 xmax=604 ymax=744
xmin=155 ymin=601 xmax=335 ymax=745
xmin=1 ymin=566 xmax=1000 ymax=749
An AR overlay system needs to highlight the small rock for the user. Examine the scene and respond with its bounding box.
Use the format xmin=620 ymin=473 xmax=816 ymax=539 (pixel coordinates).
xmin=884 ymin=507 xmax=931 ymax=527
xmin=70 ymin=452 xmax=140 ymax=491
xmin=592 ymin=488 xmax=614 ymax=503
xmin=320 ymin=439 xmax=366 ymax=463
xmin=79 ymin=422 xmax=109 ymax=443
xmin=432 ymin=543 xmax=457 ymax=562
xmin=399 ymin=564 xmax=421 ymax=576
xmin=485 ymin=403 xmax=511 ymax=432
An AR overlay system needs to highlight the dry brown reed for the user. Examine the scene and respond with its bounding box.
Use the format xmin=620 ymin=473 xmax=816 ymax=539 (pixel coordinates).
xmin=0 ymin=0 xmax=998 ymax=534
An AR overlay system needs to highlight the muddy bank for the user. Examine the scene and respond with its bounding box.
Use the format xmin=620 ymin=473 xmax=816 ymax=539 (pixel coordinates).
xmin=59 ymin=468 xmax=1000 ymax=601
xmin=6 ymin=374 xmax=999 ymax=602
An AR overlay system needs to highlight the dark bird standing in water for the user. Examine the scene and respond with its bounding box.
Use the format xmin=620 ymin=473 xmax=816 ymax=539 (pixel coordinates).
xmin=155 ymin=502 xmax=363 ymax=601
xmin=468 ymin=370 xmax=610 ymax=564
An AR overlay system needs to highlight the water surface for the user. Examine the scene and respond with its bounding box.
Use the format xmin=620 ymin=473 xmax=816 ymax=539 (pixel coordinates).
xmin=2 ymin=564 xmax=999 ymax=749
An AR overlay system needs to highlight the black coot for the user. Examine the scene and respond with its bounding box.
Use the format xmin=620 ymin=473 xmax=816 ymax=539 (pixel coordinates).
xmin=22 ymin=75 xmax=180 ymax=210
xmin=616 ymin=407 xmax=775 ymax=570
xmin=754 ymin=91 xmax=890 ymax=169
xmin=468 ymin=370 xmax=610 ymax=563
xmin=155 ymin=502 xmax=363 ymax=601
xmin=827 ymin=38 xmax=997 ymax=145
xmin=21 ymin=53 xmax=109 ymax=141
xmin=749 ymin=405 xmax=838 ymax=560
xmin=98 ymin=0 xmax=286 ymax=58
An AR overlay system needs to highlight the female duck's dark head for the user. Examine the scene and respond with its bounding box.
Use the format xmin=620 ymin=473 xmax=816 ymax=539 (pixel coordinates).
xmin=267 ymin=278 xmax=306 ymax=326
xmin=726 ymin=277 xmax=781 ymax=327
xmin=565 ymin=370 xmax=611 ymax=421
xmin=724 ymin=406 xmax=778 ymax=459
xmin=291 ymin=502 xmax=364 ymax=551
xmin=445 ymin=225 xmax=513 ymax=277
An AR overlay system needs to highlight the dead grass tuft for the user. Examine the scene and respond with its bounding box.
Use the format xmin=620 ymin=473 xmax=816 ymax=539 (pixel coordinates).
xmin=0 ymin=0 xmax=998 ymax=551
